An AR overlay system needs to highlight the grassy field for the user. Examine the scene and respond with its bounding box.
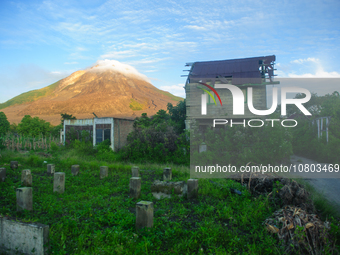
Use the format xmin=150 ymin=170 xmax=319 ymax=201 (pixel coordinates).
xmin=0 ymin=149 xmax=339 ymax=254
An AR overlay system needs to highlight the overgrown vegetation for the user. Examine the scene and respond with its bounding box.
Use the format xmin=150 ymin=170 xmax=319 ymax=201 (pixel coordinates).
xmin=0 ymin=148 xmax=339 ymax=254
xmin=120 ymin=101 xmax=189 ymax=165
xmin=0 ymin=97 xmax=340 ymax=254
xmin=191 ymin=113 xmax=293 ymax=167
xmin=291 ymin=91 xmax=340 ymax=163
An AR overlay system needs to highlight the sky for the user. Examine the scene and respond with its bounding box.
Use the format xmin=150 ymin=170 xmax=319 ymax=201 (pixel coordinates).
xmin=1 ymin=0 xmax=340 ymax=104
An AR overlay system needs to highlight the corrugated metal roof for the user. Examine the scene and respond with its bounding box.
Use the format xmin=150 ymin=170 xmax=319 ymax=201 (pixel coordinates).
xmin=188 ymin=55 xmax=276 ymax=85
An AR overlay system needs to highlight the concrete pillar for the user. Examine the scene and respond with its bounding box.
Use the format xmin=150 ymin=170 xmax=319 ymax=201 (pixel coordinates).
xmin=10 ymin=161 xmax=18 ymax=170
xmin=71 ymin=165 xmax=79 ymax=176
xmin=130 ymin=177 xmax=141 ymax=199
xmin=163 ymin=167 xmax=172 ymax=181
xmin=132 ymin=166 xmax=139 ymax=177
xmin=187 ymin=179 xmax=199 ymax=199
xmin=21 ymin=169 xmax=32 ymax=187
xmin=0 ymin=168 xmax=5 ymax=182
xmin=100 ymin=166 xmax=108 ymax=179
xmin=47 ymin=164 xmax=55 ymax=175
xmin=53 ymin=172 xmax=65 ymax=193
xmin=136 ymin=201 xmax=154 ymax=230
xmin=16 ymin=187 xmax=33 ymax=211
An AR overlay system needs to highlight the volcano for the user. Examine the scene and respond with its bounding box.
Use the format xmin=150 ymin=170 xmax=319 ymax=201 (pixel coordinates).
xmin=0 ymin=61 xmax=182 ymax=125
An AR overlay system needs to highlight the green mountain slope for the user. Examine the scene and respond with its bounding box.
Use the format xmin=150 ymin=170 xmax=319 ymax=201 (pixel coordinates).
xmin=152 ymin=87 xmax=183 ymax=101
xmin=0 ymin=81 xmax=60 ymax=110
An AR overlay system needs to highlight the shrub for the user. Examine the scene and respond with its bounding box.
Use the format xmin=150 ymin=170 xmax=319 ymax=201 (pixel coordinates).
xmin=26 ymin=154 xmax=44 ymax=167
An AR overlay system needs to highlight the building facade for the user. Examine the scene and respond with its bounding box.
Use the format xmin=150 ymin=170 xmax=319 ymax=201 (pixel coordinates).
xmin=63 ymin=117 xmax=134 ymax=151
xmin=184 ymin=55 xmax=279 ymax=128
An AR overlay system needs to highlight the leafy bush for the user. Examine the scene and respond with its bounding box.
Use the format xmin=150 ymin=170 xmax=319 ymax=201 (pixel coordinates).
xmin=72 ymin=139 xmax=96 ymax=156
xmin=95 ymin=139 xmax=112 ymax=153
xmin=191 ymin=114 xmax=293 ymax=166
xmin=120 ymin=101 xmax=189 ymax=165
xmin=26 ymin=154 xmax=44 ymax=167
xmin=291 ymin=91 xmax=340 ymax=163
xmin=50 ymin=141 xmax=59 ymax=152
xmin=0 ymin=112 xmax=10 ymax=136
xmin=17 ymin=115 xmax=51 ymax=137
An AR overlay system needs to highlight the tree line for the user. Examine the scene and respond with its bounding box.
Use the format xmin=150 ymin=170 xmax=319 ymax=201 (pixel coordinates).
xmin=0 ymin=113 xmax=76 ymax=137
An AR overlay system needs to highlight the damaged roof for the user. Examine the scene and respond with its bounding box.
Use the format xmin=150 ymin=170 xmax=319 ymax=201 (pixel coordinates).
xmin=186 ymin=55 xmax=278 ymax=85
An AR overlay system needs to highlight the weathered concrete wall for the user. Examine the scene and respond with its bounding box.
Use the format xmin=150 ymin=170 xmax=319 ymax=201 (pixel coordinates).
xmin=186 ymin=82 xmax=267 ymax=120
xmin=114 ymin=118 xmax=134 ymax=151
xmin=0 ymin=217 xmax=49 ymax=255
xmin=64 ymin=125 xmax=93 ymax=144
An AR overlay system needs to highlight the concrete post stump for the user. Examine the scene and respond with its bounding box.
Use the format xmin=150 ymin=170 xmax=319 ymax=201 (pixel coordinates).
xmin=0 ymin=168 xmax=5 ymax=182
xmin=16 ymin=187 xmax=33 ymax=211
xmin=132 ymin=166 xmax=140 ymax=177
xmin=47 ymin=164 xmax=55 ymax=175
xmin=136 ymin=201 xmax=154 ymax=230
xmin=71 ymin=165 xmax=79 ymax=176
xmin=21 ymin=169 xmax=32 ymax=187
xmin=130 ymin=177 xmax=141 ymax=199
xmin=10 ymin=161 xmax=18 ymax=170
xmin=163 ymin=167 xmax=172 ymax=181
xmin=187 ymin=179 xmax=199 ymax=199
xmin=100 ymin=166 xmax=108 ymax=179
xmin=53 ymin=172 xmax=65 ymax=193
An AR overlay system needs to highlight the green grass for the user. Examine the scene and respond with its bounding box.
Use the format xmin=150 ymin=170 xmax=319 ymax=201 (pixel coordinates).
xmin=0 ymin=81 xmax=60 ymax=109
xmin=0 ymin=149 xmax=338 ymax=254
xmin=129 ymin=99 xmax=145 ymax=111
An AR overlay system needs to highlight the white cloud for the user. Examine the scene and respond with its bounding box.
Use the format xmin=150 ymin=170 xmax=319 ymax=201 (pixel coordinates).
xmin=89 ymin=59 xmax=150 ymax=82
xmin=291 ymin=58 xmax=319 ymax=64
xmin=76 ymin=47 xmax=87 ymax=51
xmin=160 ymin=84 xmax=185 ymax=98
xmin=184 ymin=25 xmax=207 ymax=30
xmin=288 ymin=67 xmax=340 ymax=78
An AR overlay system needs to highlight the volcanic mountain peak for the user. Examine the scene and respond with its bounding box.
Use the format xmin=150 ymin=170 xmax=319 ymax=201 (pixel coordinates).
xmin=1 ymin=60 xmax=182 ymax=125
xmin=86 ymin=59 xmax=150 ymax=82
xmin=55 ymin=60 xmax=151 ymax=94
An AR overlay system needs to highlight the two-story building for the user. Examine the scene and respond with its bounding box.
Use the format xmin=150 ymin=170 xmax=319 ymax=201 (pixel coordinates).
xmin=184 ymin=55 xmax=279 ymax=130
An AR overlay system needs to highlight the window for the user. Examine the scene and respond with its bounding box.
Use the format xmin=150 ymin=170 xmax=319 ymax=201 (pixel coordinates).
xmin=104 ymin=129 xmax=110 ymax=141
xmin=96 ymin=129 xmax=111 ymax=144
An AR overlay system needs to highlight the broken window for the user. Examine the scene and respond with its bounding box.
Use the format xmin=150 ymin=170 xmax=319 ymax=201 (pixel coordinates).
xmin=96 ymin=129 xmax=111 ymax=144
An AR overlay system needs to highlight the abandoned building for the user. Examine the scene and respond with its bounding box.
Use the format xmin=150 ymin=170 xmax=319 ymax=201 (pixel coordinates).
xmin=184 ymin=55 xmax=280 ymax=129
xmin=63 ymin=117 xmax=134 ymax=151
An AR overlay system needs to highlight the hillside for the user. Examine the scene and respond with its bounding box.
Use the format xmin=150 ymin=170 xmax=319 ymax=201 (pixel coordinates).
xmin=1 ymin=62 xmax=182 ymax=125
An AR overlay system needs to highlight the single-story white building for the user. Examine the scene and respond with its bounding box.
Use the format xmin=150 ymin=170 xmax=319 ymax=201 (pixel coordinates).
xmin=63 ymin=117 xmax=134 ymax=151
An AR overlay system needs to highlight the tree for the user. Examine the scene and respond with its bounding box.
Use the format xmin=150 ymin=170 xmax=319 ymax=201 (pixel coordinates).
xmin=17 ymin=115 xmax=51 ymax=137
xmin=167 ymin=100 xmax=186 ymax=133
xmin=10 ymin=123 xmax=18 ymax=133
xmin=61 ymin=113 xmax=76 ymax=126
xmin=0 ymin=112 xmax=10 ymax=136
